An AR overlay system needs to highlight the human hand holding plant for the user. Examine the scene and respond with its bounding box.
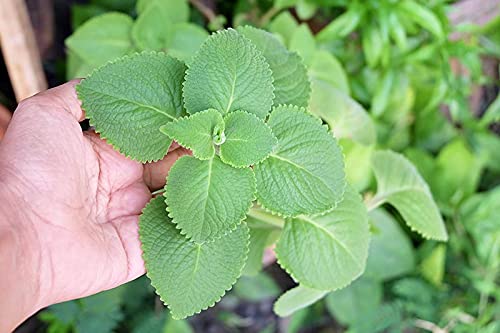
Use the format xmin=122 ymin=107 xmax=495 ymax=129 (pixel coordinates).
xmin=0 ymin=81 xmax=188 ymax=332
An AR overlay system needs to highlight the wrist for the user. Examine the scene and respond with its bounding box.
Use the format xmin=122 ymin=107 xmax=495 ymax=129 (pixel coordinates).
xmin=0 ymin=182 xmax=42 ymax=332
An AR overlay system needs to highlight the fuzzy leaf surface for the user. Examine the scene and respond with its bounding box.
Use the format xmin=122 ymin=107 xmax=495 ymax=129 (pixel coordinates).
xmin=77 ymin=52 xmax=186 ymax=162
xmin=165 ymin=155 xmax=255 ymax=242
xmin=255 ymin=105 xmax=345 ymax=216
xmin=160 ymin=109 xmax=224 ymax=160
xmin=65 ymin=13 xmax=133 ymax=67
xmin=237 ymin=26 xmax=310 ymax=107
xmin=275 ymin=185 xmax=370 ymax=290
xmin=136 ymin=0 xmax=189 ymax=22
xmin=274 ymin=285 xmax=327 ymax=317
xmin=183 ymin=29 xmax=274 ymax=118
xmin=139 ymin=197 xmax=249 ymax=319
xmin=371 ymin=150 xmax=448 ymax=241
xmin=220 ymin=111 xmax=277 ymax=168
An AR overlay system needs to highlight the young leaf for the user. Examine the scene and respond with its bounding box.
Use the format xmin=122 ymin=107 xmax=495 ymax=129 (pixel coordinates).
xmin=139 ymin=197 xmax=249 ymax=319
xmin=398 ymin=0 xmax=444 ymax=40
xmin=255 ymin=105 xmax=345 ymax=217
xmin=136 ymin=0 xmax=189 ymax=23
xmin=365 ymin=209 xmax=415 ymax=281
xmin=160 ymin=109 xmax=224 ymax=160
xmin=165 ymin=155 xmax=255 ymax=243
xmin=220 ymin=111 xmax=278 ymax=168
xmin=237 ymin=26 xmax=311 ymax=107
xmin=309 ymin=79 xmax=376 ymax=146
xmin=268 ymin=11 xmax=298 ymax=45
xmin=65 ymin=13 xmax=133 ymax=67
xmin=132 ymin=2 xmax=174 ymax=51
xmin=77 ymin=52 xmax=186 ymax=162
xmin=183 ymin=29 xmax=274 ymax=119
xmin=274 ymin=285 xmax=327 ymax=317
xmin=275 ymin=185 xmax=370 ymax=290
xmin=420 ymin=244 xmax=446 ymax=286
xmin=370 ymin=150 xmax=448 ymax=241
xmin=168 ymin=23 xmax=208 ymax=64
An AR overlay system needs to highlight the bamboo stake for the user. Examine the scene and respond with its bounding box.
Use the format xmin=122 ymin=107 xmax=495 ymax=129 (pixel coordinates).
xmin=0 ymin=0 xmax=48 ymax=102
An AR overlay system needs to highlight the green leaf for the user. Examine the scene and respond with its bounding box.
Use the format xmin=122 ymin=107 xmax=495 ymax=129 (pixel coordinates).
xmin=296 ymin=0 xmax=317 ymax=20
xmin=167 ymin=23 xmax=208 ymax=64
xmin=308 ymin=50 xmax=349 ymax=95
xmin=309 ymin=79 xmax=376 ymax=146
xmin=398 ymin=0 xmax=444 ymax=40
xmin=160 ymin=109 xmax=224 ymax=160
xmin=237 ymin=26 xmax=311 ymax=107
xmin=366 ymin=209 xmax=415 ymax=281
xmin=370 ymin=150 xmax=448 ymax=241
xmin=341 ymin=139 xmax=374 ymax=192
xmin=243 ymin=208 xmax=282 ymax=276
xmin=268 ymin=11 xmax=298 ymax=45
xmin=165 ymin=155 xmax=255 ymax=242
xmin=77 ymin=52 xmax=186 ymax=162
xmin=234 ymin=273 xmax=281 ymax=302
xmin=136 ymin=0 xmax=189 ymax=22
xmin=420 ymin=243 xmax=446 ymax=286
xmin=274 ymin=285 xmax=327 ymax=317
xmin=325 ymin=277 xmax=383 ymax=330
xmin=220 ymin=111 xmax=277 ymax=168
xmin=255 ymin=105 xmax=345 ymax=217
xmin=132 ymin=2 xmax=174 ymax=51
xmin=316 ymin=8 xmax=362 ymax=41
xmin=65 ymin=13 xmax=133 ymax=67
xmin=139 ymin=197 xmax=249 ymax=319
xmin=362 ymin=21 xmax=383 ymax=67
xmin=289 ymin=24 xmax=316 ymax=65
xmin=183 ymin=29 xmax=274 ymax=119
xmin=275 ymin=185 xmax=370 ymax=290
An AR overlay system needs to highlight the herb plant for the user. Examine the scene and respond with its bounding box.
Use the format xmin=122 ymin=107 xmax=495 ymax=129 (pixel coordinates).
xmin=76 ymin=23 xmax=448 ymax=320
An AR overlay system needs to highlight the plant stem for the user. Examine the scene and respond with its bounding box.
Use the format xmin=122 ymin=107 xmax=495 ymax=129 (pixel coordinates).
xmin=259 ymin=6 xmax=281 ymax=27
xmin=189 ymin=0 xmax=217 ymax=22
xmin=247 ymin=207 xmax=285 ymax=228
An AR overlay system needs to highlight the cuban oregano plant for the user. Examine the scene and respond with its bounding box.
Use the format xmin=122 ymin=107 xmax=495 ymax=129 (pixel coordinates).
xmin=76 ymin=26 xmax=447 ymax=319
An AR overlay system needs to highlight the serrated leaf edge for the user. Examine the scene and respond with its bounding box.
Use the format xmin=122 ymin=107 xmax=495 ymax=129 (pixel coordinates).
xmin=274 ymin=186 xmax=370 ymax=292
xmin=159 ymin=108 xmax=223 ymax=161
xmin=164 ymin=155 xmax=257 ymax=243
xmin=254 ymin=104 xmax=347 ymax=218
xmin=219 ymin=110 xmax=278 ymax=168
xmin=77 ymin=51 xmax=185 ymax=163
xmin=139 ymin=200 xmax=251 ymax=319
xmin=182 ymin=28 xmax=276 ymax=118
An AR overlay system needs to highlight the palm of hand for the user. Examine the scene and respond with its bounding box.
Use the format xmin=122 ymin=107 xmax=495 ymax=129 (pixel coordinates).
xmin=0 ymin=81 xmax=184 ymax=308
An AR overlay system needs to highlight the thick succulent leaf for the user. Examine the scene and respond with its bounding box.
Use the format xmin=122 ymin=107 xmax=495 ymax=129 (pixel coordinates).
xmin=77 ymin=52 xmax=186 ymax=162
xmin=132 ymin=2 xmax=174 ymax=51
xmin=309 ymin=50 xmax=350 ymax=95
xmin=139 ymin=197 xmax=249 ymax=319
xmin=183 ymin=29 xmax=274 ymax=118
xmin=165 ymin=155 xmax=255 ymax=243
xmin=370 ymin=150 xmax=448 ymax=241
xmin=309 ymin=79 xmax=376 ymax=146
xmin=325 ymin=277 xmax=383 ymax=330
xmin=275 ymin=185 xmax=370 ymax=290
xmin=274 ymin=285 xmax=327 ymax=317
xmin=168 ymin=23 xmax=208 ymax=64
xmin=220 ymin=111 xmax=277 ymax=168
xmin=255 ymin=105 xmax=345 ymax=216
xmin=160 ymin=109 xmax=224 ymax=160
xmin=65 ymin=13 xmax=133 ymax=66
xmin=136 ymin=0 xmax=189 ymax=22
xmin=237 ymin=26 xmax=310 ymax=107
xmin=365 ymin=209 xmax=415 ymax=281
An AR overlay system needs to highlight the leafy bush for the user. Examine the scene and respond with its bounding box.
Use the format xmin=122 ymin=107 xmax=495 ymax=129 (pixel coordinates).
xmin=39 ymin=0 xmax=500 ymax=332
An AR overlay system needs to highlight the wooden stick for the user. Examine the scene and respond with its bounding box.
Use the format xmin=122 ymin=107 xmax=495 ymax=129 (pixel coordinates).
xmin=0 ymin=0 xmax=48 ymax=102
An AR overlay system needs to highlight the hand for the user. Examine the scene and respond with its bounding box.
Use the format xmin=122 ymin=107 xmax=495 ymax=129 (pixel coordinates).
xmin=0 ymin=81 xmax=187 ymax=332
